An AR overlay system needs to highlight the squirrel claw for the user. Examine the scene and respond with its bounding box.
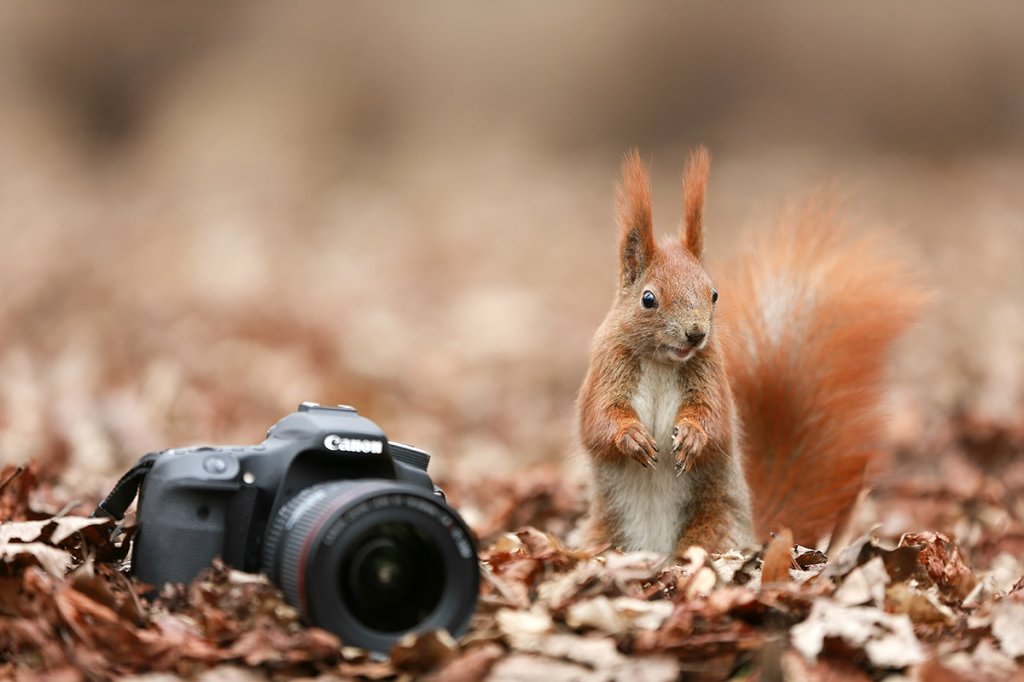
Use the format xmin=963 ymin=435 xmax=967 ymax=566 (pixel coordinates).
xmin=619 ymin=424 xmax=659 ymax=470
xmin=632 ymin=450 xmax=658 ymax=469
xmin=672 ymin=422 xmax=707 ymax=474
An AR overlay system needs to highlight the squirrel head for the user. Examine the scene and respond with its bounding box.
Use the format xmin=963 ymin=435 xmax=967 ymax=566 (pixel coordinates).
xmin=613 ymin=148 xmax=718 ymax=365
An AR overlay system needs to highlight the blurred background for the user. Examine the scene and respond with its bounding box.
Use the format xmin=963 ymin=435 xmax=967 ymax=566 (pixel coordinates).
xmin=1 ymin=2 xmax=1022 ymax=512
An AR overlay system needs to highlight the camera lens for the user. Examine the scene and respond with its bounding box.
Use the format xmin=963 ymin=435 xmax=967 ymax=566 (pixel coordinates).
xmin=343 ymin=524 xmax=444 ymax=632
xmin=262 ymin=481 xmax=478 ymax=652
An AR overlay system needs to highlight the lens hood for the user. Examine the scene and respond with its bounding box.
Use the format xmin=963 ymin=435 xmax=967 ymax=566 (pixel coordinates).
xmin=263 ymin=480 xmax=479 ymax=652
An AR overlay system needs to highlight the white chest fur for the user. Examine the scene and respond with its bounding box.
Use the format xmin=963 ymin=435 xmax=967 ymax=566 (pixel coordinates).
xmin=631 ymin=360 xmax=684 ymax=452
xmin=593 ymin=361 xmax=693 ymax=554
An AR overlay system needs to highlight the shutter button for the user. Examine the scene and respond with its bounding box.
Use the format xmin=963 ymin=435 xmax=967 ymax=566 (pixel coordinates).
xmin=203 ymin=454 xmax=230 ymax=475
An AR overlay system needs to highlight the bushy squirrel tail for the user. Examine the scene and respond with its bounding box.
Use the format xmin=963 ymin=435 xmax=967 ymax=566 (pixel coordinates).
xmin=718 ymin=197 xmax=925 ymax=546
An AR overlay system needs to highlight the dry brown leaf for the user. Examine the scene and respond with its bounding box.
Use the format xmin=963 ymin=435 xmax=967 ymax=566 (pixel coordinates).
xmin=0 ymin=465 xmax=39 ymax=521
xmin=991 ymin=601 xmax=1024 ymax=659
xmin=0 ymin=542 xmax=74 ymax=576
xmin=760 ymin=528 xmax=795 ymax=585
xmin=710 ymin=550 xmax=755 ymax=584
xmin=495 ymin=607 xmax=554 ymax=649
xmin=672 ymin=545 xmax=720 ymax=599
xmin=781 ymin=649 xmax=873 ymax=682
xmin=985 ymin=553 xmax=1024 ymax=595
xmin=901 ymin=531 xmax=977 ymax=600
xmin=480 ymin=561 xmax=533 ymax=609
xmin=833 ymin=556 xmax=889 ymax=607
xmin=565 ymin=596 xmax=672 ymax=634
xmin=885 ymin=582 xmax=955 ymax=625
xmin=681 ymin=565 xmax=718 ymax=600
xmin=793 ymin=546 xmax=828 ymax=570
xmin=827 ymin=536 xmax=923 ymax=584
xmin=790 ymin=598 xmax=925 ymax=668
xmin=390 ymin=629 xmax=458 ymax=672
xmin=421 ymin=642 xmax=504 ymax=682
xmin=487 ymin=653 xmax=598 ymax=682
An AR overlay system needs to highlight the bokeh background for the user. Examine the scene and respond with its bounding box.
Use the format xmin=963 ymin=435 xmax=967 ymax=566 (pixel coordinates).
xmin=1 ymin=3 xmax=1022 ymax=514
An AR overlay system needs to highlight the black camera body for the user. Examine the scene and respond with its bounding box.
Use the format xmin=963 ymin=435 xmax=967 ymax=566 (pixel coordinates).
xmin=126 ymin=403 xmax=479 ymax=652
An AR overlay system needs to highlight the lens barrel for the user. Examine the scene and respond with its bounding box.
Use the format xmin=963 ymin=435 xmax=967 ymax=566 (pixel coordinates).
xmin=262 ymin=480 xmax=478 ymax=652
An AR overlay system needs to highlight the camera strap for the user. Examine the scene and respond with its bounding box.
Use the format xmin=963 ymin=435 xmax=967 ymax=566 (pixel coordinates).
xmin=223 ymin=485 xmax=261 ymax=569
xmin=91 ymin=451 xmax=163 ymax=520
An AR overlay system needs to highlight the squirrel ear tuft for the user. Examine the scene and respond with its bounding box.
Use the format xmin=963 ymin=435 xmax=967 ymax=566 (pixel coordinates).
xmin=617 ymin=149 xmax=656 ymax=286
xmin=680 ymin=146 xmax=711 ymax=261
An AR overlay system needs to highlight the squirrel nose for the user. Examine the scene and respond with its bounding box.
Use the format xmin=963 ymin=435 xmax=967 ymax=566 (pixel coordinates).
xmin=685 ymin=329 xmax=706 ymax=346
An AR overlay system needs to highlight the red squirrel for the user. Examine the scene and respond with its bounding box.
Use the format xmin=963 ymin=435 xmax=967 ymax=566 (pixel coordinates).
xmin=577 ymin=148 xmax=922 ymax=555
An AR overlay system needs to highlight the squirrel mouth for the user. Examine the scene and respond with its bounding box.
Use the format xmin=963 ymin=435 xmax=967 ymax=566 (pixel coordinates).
xmin=664 ymin=345 xmax=697 ymax=363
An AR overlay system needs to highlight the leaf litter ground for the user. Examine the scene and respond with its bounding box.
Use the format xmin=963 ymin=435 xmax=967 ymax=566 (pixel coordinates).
xmin=1 ymin=411 xmax=1023 ymax=681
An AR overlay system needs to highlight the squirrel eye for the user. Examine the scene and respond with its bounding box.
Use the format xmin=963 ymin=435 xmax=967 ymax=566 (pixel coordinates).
xmin=641 ymin=290 xmax=657 ymax=309
xmin=711 ymin=289 xmax=719 ymax=304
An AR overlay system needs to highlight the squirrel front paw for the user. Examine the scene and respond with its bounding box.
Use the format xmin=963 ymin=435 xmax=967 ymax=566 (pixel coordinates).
xmin=672 ymin=421 xmax=708 ymax=475
xmin=616 ymin=423 xmax=659 ymax=469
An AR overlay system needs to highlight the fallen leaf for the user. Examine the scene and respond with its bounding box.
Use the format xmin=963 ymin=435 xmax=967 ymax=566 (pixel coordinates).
xmin=794 ymin=546 xmax=829 ymax=569
xmin=900 ymin=531 xmax=976 ymax=601
xmin=390 ymin=629 xmax=458 ymax=672
xmin=487 ymin=653 xmax=598 ymax=682
xmin=790 ymin=599 xmax=926 ymax=668
xmin=421 ymin=642 xmax=504 ymax=682
xmin=781 ymin=648 xmax=872 ymax=682
xmin=885 ymin=582 xmax=955 ymax=626
xmin=761 ymin=529 xmax=795 ymax=585
xmin=0 ymin=541 xmax=74 ymax=576
xmin=565 ymin=596 xmax=672 ymax=634
xmin=992 ymin=601 xmax=1024 ymax=658
xmin=833 ymin=556 xmax=889 ymax=607
xmin=495 ymin=607 xmax=554 ymax=649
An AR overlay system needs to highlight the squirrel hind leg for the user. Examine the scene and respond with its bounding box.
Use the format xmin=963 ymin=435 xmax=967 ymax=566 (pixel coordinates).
xmin=673 ymin=491 xmax=755 ymax=556
xmin=574 ymin=512 xmax=614 ymax=552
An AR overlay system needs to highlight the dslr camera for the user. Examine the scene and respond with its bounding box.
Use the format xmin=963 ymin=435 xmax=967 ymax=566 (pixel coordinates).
xmin=95 ymin=403 xmax=479 ymax=652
